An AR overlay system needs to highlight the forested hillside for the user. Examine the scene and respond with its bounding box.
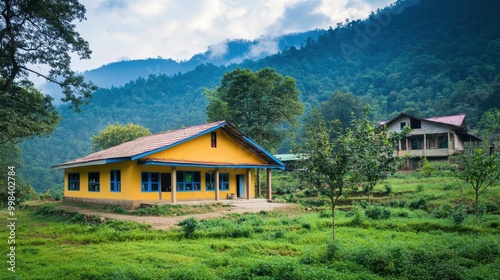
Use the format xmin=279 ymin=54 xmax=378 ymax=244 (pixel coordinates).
xmin=22 ymin=0 xmax=500 ymax=192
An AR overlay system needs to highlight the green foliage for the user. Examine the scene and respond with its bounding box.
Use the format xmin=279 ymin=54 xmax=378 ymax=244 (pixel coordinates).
xmin=478 ymin=108 xmax=500 ymax=144
xmin=320 ymin=90 xmax=364 ymax=131
xmin=419 ymin=158 xmax=435 ymax=177
xmin=456 ymin=143 xmax=500 ymax=222
xmin=452 ymin=204 xmax=467 ymax=225
xmin=0 ymin=85 xmax=60 ymax=144
xmin=365 ymin=205 xmax=392 ymax=220
xmin=409 ymin=197 xmax=428 ymax=210
xmin=0 ymin=0 xmax=96 ymax=143
xmin=205 ymin=67 xmax=304 ymax=152
xmin=91 ymin=122 xmax=151 ymax=151
xmin=178 ymin=217 xmax=199 ymax=238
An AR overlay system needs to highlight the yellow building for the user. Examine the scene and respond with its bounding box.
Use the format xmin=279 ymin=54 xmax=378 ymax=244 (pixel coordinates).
xmin=52 ymin=121 xmax=284 ymax=209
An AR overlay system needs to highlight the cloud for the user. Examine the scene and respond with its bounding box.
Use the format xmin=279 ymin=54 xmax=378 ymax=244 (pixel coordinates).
xmin=266 ymin=0 xmax=330 ymax=35
xmin=72 ymin=0 xmax=397 ymax=72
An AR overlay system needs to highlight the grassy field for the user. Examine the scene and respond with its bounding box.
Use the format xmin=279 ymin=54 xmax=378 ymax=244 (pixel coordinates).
xmin=1 ymin=173 xmax=499 ymax=279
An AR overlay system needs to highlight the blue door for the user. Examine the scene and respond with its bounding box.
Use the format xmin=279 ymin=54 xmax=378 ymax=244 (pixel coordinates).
xmin=237 ymin=175 xmax=245 ymax=198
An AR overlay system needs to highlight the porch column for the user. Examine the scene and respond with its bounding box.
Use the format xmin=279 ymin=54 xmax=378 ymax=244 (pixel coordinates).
xmin=171 ymin=167 xmax=177 ymax=204
xmin=447 ymin=132 xmax=451 ymax=156
xmin=266 ymin=168 xmax=272 ymax=201
xmin=423 ymin=134 xmax=427 ymax=157
xmin=215 ymin=168 xmax=220 ymax=201
xmin=246 ymin=168 xmax=251 ymax=200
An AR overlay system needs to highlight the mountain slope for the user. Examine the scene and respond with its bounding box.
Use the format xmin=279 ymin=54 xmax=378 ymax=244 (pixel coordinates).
xmin=22 ymin=0 xmax=500 ymax=192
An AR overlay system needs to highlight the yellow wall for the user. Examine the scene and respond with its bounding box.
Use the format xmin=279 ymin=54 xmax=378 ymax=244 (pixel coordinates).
xmin=63 ymin=129 xmax=260 ymax=202
xmin=146 ymin=129 xmax=266 ymax=164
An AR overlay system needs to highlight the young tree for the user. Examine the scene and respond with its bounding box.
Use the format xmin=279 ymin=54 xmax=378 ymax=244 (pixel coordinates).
xmin=205 ymin=67 xmax=304 ymax=195
xmin=91 ymin=122 xmax=151 ymax=152
xmin=456 ymin=143 xmax=500 ymax=222
xmin=296 ymin=109 xmax=356 ymax=241
xmin=352 ymin=108 xmax=410 ymax=204
xmin=1 ymin=0 xmax=97 ymax=142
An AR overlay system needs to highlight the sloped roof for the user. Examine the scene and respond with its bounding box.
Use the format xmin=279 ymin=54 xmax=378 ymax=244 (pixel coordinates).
xmin=381 ymin=112 xmax=481 ymax=142
xmin=424 ymin=114 xmax=465 ymax=127
xmin=52 ymin=121 xmax=284 ymax=170
xmin=382 ymin=112 xmax=466 ymax=128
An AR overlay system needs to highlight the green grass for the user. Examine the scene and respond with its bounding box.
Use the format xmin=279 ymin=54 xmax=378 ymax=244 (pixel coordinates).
xmin=1 ymin=173 xmax=499 ymax=279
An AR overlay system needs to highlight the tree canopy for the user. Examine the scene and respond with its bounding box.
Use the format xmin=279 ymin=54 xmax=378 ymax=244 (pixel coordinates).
xmin=91 ymin=122 xmax=152 ymax=152
xmin=0 ymin=0 xmax=96 ymax=143
xmin=205 ymin=67 xmax=304 ymax=152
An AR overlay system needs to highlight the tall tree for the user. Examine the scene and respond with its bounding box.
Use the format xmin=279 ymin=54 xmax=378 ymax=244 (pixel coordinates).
xmin=0 ymin=0 xmax=97 ymax=143
xmin=320 ymin=90 xmax=364 ymax=130
xmin=205 ymin=67 xmax=304 ymax=195
xmin=91 ymin=122 xmax=151 ymax=152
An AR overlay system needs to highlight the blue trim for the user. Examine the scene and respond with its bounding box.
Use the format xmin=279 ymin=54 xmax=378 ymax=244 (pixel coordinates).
xmin=131 ymin=123 xmax=227 ymax=160
xmin=242 ymin=136 xmax=286 ymax=168
xmin=138 ymin=161 xmax=284 ymax=170
xmin=106 ymin=158 xmax=130 ymax=164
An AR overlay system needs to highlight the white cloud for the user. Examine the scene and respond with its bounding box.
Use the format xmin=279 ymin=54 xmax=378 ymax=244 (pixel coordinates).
xmin=72 ymin=0 xmax=396 ymax=71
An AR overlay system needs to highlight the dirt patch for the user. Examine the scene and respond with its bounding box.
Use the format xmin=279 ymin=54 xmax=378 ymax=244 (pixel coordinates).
xmin=53 ymin=199 xmax=293 ymax=230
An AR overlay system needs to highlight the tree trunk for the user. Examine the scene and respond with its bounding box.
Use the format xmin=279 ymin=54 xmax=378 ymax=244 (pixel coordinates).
xmin=475 ymin=187 xmax=479 ymax=222
xmin=331 ymin=200 xmax=336 ymax=242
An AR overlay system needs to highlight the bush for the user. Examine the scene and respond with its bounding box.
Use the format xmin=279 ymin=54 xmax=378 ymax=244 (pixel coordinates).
xmin=349 ymin=207 xmax=365 ymax=225
xmin=178 ymin=217 xmax=198 ymax=238
xmin=432 ymin=203 xmax=453 ymax=219
xmin=409 ymin=197 xmax=427 ymax=210
xmin=353 ymin=200 xmax=369 ymax=209
xmin=419 ymin=158 xmax=435 ymax=177
xmin=416 ymin=184 xmax=425 ymax=192
xmin=384 ymin=184 xmax=393 ymax=195
xmin=365 ymin=205 xmax=391 ymax=220
xmin=452 ymin=205 xmax=466 ymax=225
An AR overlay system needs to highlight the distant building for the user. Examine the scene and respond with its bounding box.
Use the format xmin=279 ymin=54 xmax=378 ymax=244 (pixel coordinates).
xmin=382 ymin=113 xmax=481 ymax=169
xmin=52 ymin=121 xmax=284 ymax=209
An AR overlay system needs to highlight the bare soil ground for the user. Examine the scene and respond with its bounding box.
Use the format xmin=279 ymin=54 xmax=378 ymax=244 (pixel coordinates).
xmin=54 ymin=199 xmax=293 ymax=230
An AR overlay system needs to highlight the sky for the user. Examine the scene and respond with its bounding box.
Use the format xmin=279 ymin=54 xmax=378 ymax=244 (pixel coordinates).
xmin=72 ymin=0 xmax=395 ymax=72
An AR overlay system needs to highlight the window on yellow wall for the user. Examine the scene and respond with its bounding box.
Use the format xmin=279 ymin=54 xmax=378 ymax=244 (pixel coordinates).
xmin=205 ymin=172 xmax=230 ymax=191
xmin=177 ymin=171 xmax=201 ymax=191
xmin=88 ymin=172 xmax=100 ymax=192
xmin=68 ymin=173 xmax=80 ymax=191
xmin=219 ymin=173 xmax=230 ymax=190
xmin=205 ymin=172 xmax=215 ymax=191
xmin=110 ymin=170 xmax=121 ymax=192
xmin=141 ymin=172 xmax=160 ymax=192
xmin=211 ymin=132 xmax=217 ymax=148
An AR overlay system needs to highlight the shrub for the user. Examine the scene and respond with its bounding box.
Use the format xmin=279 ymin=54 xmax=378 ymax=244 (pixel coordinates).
xmin=409 ymin=197 xmax=427 ymax=210
xmin=419 ymin=158 xmax=435 ymax=177
xmin=301 ymin=222 xmax=312 ymax=230
xmin=365 ymin=205 xmax=392 ymax=220
xmin=452 ymin=205 xmax=466 ymax=225
xmin=416 ymin=184 xmax=425 ymax=192
xmin=349 ymin=207 xmax=365 ymax=225
xmin=326 ymin=240 xmax=340 ymax=260
xmin=432 ymin=203 xmax=453 ymax=219
xmin=384 ymin=184 xmax=393 ymax=195
xmin=353 ymin=200 xmax=369 ymax=209
xmin=178 ymin=217 xmax=198 ymax=238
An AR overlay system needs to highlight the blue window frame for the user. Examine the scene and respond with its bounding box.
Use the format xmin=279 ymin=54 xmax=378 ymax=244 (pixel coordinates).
xmin=110 ymin=170 xmax=121 ymax=192
xmin=219 ymin=173 xmax=230 ymax=190
xmin=141 ymin=172 xmax=159 ymax=192
xmin=68 ymin=173 xmax=80 ymax=191
xmin=205 ymin=172 xmax=230 ymax=191
xmin=88 ymin=172 xmax=100 ymax=192
xmin=177 ymin=171 xmax=201 ymax=191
